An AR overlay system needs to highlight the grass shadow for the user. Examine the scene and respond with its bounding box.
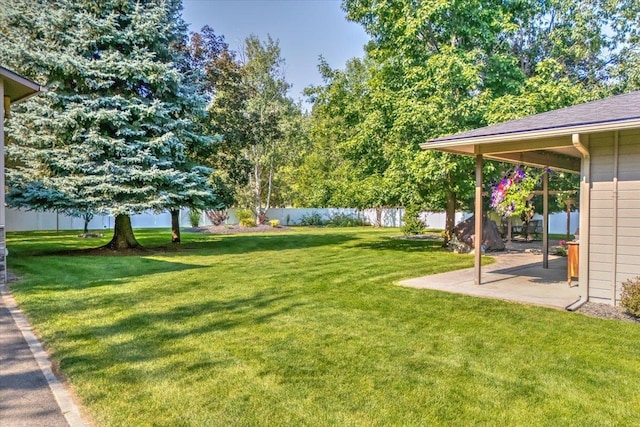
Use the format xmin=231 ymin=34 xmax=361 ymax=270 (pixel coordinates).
xmin=11 ymin=231 xmax=359 ymax=258
xmin=57 ymin=291 xmax=305 ymax=376
xmin=150 ymin=232 xmax=359 ymax=257
xmin=353 ymin=236 xmax=446 ymax=252
xmin=9 ymin=256 xmax=210 ymax=293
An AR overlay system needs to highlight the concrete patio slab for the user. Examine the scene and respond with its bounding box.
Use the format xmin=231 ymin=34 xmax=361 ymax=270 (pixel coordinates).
xmin=399 ymin=250 xmax=582 ymax=309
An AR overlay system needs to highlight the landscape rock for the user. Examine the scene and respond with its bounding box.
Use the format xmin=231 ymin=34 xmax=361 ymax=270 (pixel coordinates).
xmin=454 ymin=215 xmax=505 ymax=252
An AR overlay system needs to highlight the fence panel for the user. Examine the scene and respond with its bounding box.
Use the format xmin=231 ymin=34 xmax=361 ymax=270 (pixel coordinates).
xmin=5 ymin=207 xmax=578 ymax=235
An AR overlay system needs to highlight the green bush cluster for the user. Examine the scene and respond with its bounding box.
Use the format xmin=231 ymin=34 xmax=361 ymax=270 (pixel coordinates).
xmin=188 ymin=209 xmax=201 ymax=228
xmin=299 ymin=212 xmax=325 ymax=226
xmin=326 ymin=213 xmax=366 ymax=227
xmin=620 ymin=277 xmax=640 ymax=317
xmin=269 ymin=219 xmax=280 ymax=228
xmin=299 ymin=212 xmax=367 ymax=227
xmin=237 ymin=209 xmax=256 ymax=228
xmin=401 ymin=206 xmax=426 ymax=236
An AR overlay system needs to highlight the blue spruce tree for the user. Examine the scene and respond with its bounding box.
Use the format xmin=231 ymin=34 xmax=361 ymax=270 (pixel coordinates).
xmin=0 ymin=0 xmax=219 ymax=249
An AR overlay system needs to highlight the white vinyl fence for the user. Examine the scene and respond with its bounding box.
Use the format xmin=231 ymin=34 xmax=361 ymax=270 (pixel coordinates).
xmin=5 ymin=207 xmax=580 ymax=235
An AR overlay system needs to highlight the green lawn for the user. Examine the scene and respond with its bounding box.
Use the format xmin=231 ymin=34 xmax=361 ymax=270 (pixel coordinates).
xmin=7 ymin=228 xmax=640 ymax=426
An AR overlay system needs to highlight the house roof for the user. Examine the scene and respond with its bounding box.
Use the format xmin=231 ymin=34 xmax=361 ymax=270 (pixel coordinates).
xmin=0 ymin=65 xmax=44 ymax=104
xmin=420 ymin=91 xmax=640 ymax=173
xmin=425 ymin=91 xmax=640 ymax=145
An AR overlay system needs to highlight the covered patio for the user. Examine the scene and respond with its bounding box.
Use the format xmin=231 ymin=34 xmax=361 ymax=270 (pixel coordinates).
xmin=415 ymin=91 xmax=640 ymax=308
xmin=399 ymin=242 xmax=580 ymax=309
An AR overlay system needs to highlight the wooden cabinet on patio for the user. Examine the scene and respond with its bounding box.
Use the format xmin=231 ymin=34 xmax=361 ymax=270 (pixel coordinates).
xmin=567 ymin=242 xmax=579 ymax=286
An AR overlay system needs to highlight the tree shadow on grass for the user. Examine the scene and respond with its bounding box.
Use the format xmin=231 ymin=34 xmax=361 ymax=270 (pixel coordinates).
xmin=56 ymin=291 xmax=305 ymax=377
xmin=27 ymin=233 xmax=358 ymax=258
xmin=10 ymin=257 xmax=211 ymax=293
xmin=148 ymin=232 xmax=359 ymax=257
xmin=353 ymin=237 xmax=446 ymax=253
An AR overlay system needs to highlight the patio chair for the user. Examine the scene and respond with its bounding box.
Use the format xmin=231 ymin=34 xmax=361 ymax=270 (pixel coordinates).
xmin=525 ymin=219 xmax=542 ymax=240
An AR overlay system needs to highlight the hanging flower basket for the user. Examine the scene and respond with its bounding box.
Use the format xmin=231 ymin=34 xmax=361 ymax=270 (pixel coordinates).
xmin=490 ymin=167 xmax=548 ymax=218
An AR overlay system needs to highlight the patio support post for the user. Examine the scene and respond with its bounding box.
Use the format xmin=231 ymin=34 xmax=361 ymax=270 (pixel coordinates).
xmin=474 ymin=154 xmax=483 ymax=286
xmin=573 ymin=133 xmax=590 ymax=302
xmin=0 ymin=79 xmax=4 ymax=227
xmin=612 ymin=131 xmax=619 ymax=305
xmin=543 ymin=166 xmax=549 ymax=268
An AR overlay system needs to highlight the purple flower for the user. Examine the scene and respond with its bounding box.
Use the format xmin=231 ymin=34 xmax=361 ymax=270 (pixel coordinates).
xmin=514 ymin=169 xmax=525 ymax=182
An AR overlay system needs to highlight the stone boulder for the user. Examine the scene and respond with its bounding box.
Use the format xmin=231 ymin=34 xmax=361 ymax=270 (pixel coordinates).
xmin=454 ymin=215 xmax=505 ymax=252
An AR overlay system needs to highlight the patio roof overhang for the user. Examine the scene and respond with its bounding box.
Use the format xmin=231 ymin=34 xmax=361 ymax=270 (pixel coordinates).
xmin=421 ymin=91 xmax=640 ymax=173
xmin=1 ymin=66 xmax=44 ymax=104
xmin=420 ymin=119 xmax=640 ymax=173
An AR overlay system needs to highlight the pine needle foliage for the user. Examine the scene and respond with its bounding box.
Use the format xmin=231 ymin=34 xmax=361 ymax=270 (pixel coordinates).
xmin=0 ymin=0 xmax=218 ymax=247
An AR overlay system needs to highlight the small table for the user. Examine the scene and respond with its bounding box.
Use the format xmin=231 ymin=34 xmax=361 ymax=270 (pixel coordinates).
xmin=567 ymin=242 xmax=579 ymax=286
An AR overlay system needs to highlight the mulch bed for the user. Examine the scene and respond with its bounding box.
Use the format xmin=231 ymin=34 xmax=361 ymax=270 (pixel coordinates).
xmin=190 ymin=225 xmax=292 ymax=234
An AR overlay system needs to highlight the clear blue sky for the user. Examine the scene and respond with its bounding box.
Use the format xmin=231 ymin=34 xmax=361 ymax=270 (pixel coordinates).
xmin=181 ymin=0 xmax=370 ymax=104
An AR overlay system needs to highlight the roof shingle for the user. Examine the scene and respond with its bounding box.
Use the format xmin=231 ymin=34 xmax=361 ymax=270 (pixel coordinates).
xmin=429 ymin=91 xmax=640 ymax=143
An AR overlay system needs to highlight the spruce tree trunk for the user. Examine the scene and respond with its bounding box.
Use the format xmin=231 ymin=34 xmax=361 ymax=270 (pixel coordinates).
xmin=171 ymin=209 xmax=181 ymax=243
xmin=104 ymin=214 xmax=141 ymax=250
xmin=444 ymin=190 xmax=456 ymax=247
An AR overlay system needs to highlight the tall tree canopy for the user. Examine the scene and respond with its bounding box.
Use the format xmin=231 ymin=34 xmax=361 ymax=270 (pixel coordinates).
xmin=0 ymin=0 xmax=218 ymax=249
xmin=290 ymin=0 xmax=639 ymax=240
xmin=201 ymin=34 xmax=303 ymax=222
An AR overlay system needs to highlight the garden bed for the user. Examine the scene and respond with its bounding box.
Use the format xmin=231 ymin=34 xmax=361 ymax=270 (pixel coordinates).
xmin=191 ymin=224 xmax=292 ymax=234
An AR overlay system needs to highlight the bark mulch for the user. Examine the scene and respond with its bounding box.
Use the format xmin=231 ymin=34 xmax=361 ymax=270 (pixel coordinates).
xmin=190 ymin=225 xmax=291 ymax=234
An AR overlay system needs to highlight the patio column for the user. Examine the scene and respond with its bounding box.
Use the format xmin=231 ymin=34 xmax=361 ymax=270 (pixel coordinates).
xmin=474 ymin=154 xmax=483 ymax=286
xmin=573 ymin=133 xmax=590 ymax=301
xmin=0 ymin=79 xmax=4 ymax=228
xmin=542 ymin=167 xmax=549 ymax=268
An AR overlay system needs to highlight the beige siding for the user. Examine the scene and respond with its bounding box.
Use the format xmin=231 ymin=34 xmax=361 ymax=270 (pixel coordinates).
xmin=589 ymin=129 xmax=640 ymax=304
xmin=616 ymin=130 xmax=640 ymax=302
xmin=589 ymin=135 xmax=615 ymax=304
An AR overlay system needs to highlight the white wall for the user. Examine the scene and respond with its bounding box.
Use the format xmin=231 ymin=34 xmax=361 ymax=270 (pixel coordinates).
xmin=6 ymin=206 xmax=579 ymax=234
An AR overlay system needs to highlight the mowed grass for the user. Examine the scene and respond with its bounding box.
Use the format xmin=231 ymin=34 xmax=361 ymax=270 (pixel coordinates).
xmin=7 ymin=228 xmax=640 ymax=426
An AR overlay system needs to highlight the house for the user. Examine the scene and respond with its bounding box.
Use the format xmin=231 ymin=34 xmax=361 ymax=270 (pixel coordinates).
xmin=1 ymin=66 xmax=44 ymax=281
xmin=422 ymin=91 xmax=640 ymax=307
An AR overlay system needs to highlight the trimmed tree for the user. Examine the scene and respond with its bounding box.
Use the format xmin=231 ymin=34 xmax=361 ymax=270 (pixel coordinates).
xmin=1 ymin=0 xmax=218 ymax=249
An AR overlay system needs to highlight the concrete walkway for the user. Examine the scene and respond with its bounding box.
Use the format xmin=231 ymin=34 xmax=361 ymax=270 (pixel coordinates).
xmin=399 ymin=248 xmax=582 ymax=309
xmin=1 ymin=282 xmax=85 ymax=427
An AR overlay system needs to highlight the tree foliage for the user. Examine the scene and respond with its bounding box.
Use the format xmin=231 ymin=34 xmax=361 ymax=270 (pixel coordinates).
xmin=289 ymin=0 xmax=639 ymax=241
xmin=0 ymin=0 xmax=218 ymax=249
xmin=201 ymin=34 xmax=303 ymax=221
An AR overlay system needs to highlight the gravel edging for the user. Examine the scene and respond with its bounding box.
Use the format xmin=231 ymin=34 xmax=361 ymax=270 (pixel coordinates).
xmin=576 ymin=302 xmax=639 ymax=323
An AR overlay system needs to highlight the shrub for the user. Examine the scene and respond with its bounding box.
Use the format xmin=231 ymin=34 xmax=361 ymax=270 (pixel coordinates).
xmin=188 ymin=209 xmax=201 ymax=228
xmin=326 ymin=213 xmax=366 ymax=227
xmin=620 ymin=276 xmax=640 ymax=316
xmin=237 ymin=209 xmax=256 ymax=228
xmin=401 ymin=206 xmax=426 ymax=236
xmin=269 ymin=219 xmax=280 ymax=228
xmin=299 ymin=212 xmax=325 ymax=226
xmin=206 ymin=210 xmax=228 ymax=226
xmin=240 ymin=218 xmax=256 ymax=227
xmin=555 ymin=240 xmax=568 ymax=256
